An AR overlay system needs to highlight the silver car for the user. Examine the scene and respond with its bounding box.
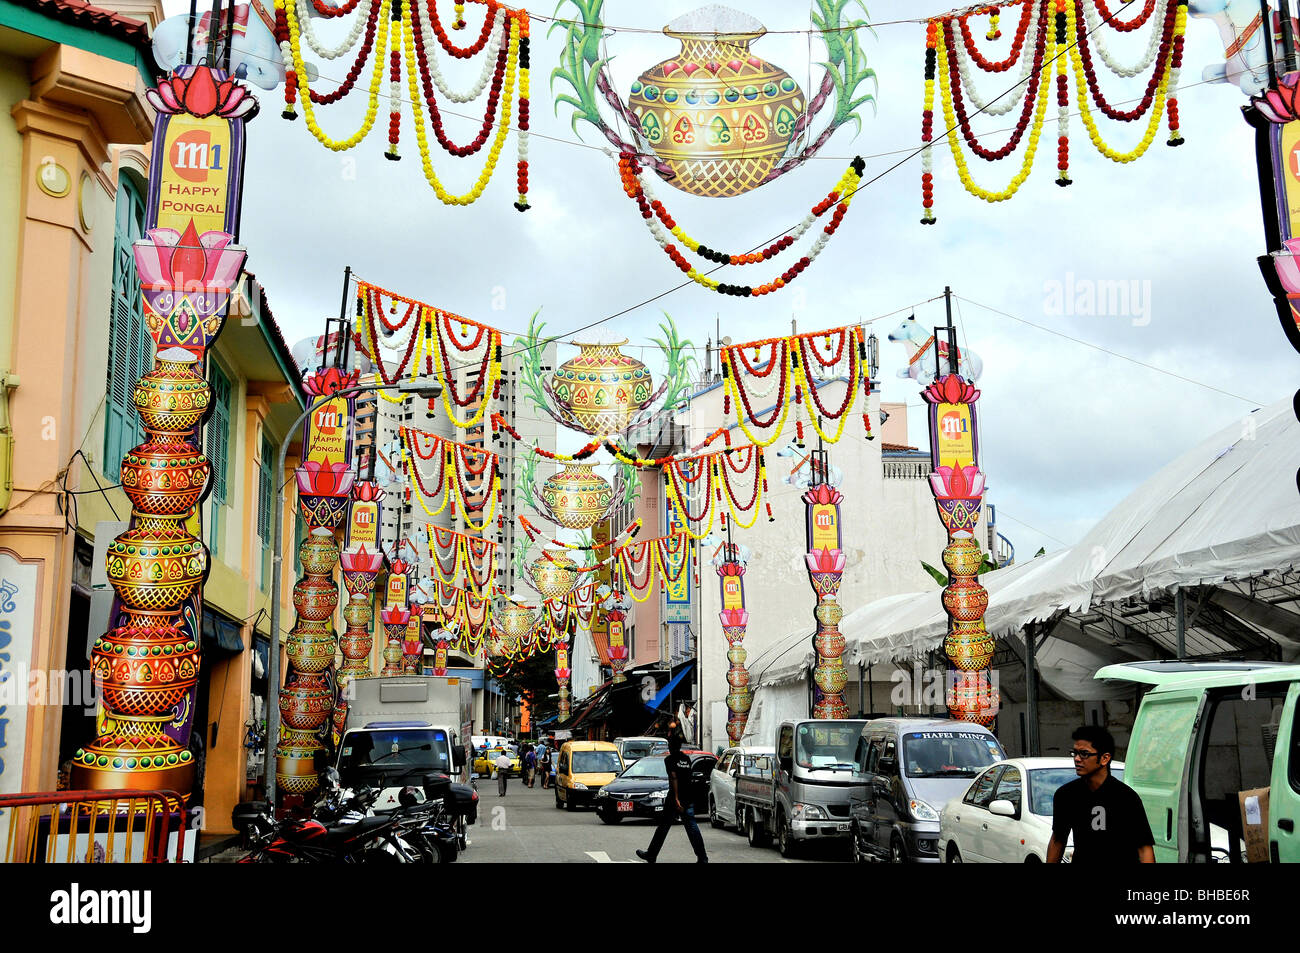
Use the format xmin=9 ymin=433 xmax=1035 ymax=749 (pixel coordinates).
xmin=708 ymin=745 xmax=774 ymax=831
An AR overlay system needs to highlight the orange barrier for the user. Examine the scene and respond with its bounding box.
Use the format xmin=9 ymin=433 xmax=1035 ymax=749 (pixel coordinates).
xmin=0 ymin=789 xmax=190 ymax=863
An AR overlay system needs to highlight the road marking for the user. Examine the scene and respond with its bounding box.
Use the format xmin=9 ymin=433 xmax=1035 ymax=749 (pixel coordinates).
xmin=584 ymin=850 xmax=634 ymax=863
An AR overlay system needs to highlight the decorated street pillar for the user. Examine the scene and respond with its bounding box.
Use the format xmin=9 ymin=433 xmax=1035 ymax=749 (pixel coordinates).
xmin=335 ymin=483 xmax=384 ymax=738
xmin=402 ymin=611 xmax=423 ymax=674
xmin=803 ymin=482 xmax=849 ymax=719
xmin=717 ymin=552 xmax=752 ymax=746
xmin=276 ymin=368 xmax=356 ymax=800
xmin=923 ymin=373 xmax=997 ymax=725
xmin=381 ymin=557 xmax=412 ymax=676
xmin=72 ymin=62 xmax=255 ymax=795
xmin=277 ymin=528 xmax=340 ymax=797
xmin=554 ymin=639 xmax=572 ymax=720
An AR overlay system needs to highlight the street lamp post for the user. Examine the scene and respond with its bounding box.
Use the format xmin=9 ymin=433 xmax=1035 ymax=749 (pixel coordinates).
xmin=265 ymin=375 xmax=440 ymax=810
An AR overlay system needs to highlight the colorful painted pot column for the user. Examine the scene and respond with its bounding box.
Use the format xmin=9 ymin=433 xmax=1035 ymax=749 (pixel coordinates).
xmin=923 ymin=373 xmax=997 ymax=725
xmin=804 ymin=483 xmax=849 ymax=719
xmin=334 ymin=482 xmax=385 ymax=736
xmin=72 ymin=349 xmax=211 ymax=793
xmin=717 ymin=555 xmax=752 ymax=746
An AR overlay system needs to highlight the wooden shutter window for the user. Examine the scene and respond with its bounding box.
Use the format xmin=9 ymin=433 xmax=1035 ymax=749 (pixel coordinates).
xmin=104 ymin=176 xmax=149 ymax=479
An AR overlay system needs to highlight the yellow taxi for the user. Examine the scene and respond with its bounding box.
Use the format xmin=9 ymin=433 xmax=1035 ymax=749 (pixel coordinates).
xmin=472 ymin=746 xmax=521 ymax=779
xmin=554 ymin=741 xmax=623 ymax=811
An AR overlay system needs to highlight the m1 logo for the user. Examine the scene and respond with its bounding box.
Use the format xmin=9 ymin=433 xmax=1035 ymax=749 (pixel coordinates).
xmin=354 ymin=509 xmax=373 ymax=525
xmin=941 ymin=410 xmax=967 ymax=441
xmin=1290 ymin=141 xmax=1300 ymax=184
xmin=313 ymin=406 xmax=342 ymax=435
xmin=169 ymin=130 xmax=224 ymax=183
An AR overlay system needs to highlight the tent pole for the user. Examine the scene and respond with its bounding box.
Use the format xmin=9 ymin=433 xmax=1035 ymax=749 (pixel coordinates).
xmin=1175 ymin=589 xmax=1186 ymax=659
xmin=1025 ymin=624 xmax=1039 ymax=757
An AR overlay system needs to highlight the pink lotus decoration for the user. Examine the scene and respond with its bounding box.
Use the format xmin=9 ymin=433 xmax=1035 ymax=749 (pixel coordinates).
xmin=389 ymin=557 xmax=412 ymax=578
xmin=296 ymin=461 xmax=355 ymax=498
xmin=554 ymin=667 xmax=572 ymax=680
xmin=922 ymin=373 xmax=980 ymax=406
xmin=340 ymin=544 xmax=385 ymax=574
xmin=930 ymin=462 xmax=985 ymax=501
xmin=719 ymin=609 xmax=749 ymax=628
xmin=304 ymin=367 xmax=361 ymax=398
xmin=1273 ymin=238 xmax=1300 ymax=294
xmin=1251 ymin=71 xmax=1300 ymax=124
xmin=135 ymin=222 xmax=246 ymax=295
xmin=803 ymin=483 xmax=843 ymax=507
xmin=353 ymin=481 xmax=385 ymax=502
xmin=380 ymin=606 xmax=411 ymax=627
xmin=607 ymin=645 xmax=628 ymax=661
xmin=147 ymin=65 xmax=259 ymax=119
xmin=805 ymin=548 xmax=847 ymax=575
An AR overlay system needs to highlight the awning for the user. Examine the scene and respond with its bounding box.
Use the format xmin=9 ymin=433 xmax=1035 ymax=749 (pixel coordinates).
xmin=201 ymin=611 xmax=245 ymax=654
xmin=646 ymin=661 xmax=694 ymax=711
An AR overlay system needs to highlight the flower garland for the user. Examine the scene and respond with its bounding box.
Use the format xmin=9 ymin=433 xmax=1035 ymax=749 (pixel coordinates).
xmin=276 ymin=0 xmax=530 ymax=209
xmin=428 ymin=524 xmax=497 ymax=594
xmin=617 ymin=533 xmax=693 ymax=602
xmin=354 ymin=281 xmax=502 ymax=428
xmin=721 ymin=326 xmax=870 ymax=447
xmin=923 ymin=0 xmax=1187 ymax=216
xmin=662 ymin=445 xmax=768 ymax=539
xmin=616 ymin=152 xmax=866 ymax=297
xmin=400 ymin=426 xmax=501 ymax=530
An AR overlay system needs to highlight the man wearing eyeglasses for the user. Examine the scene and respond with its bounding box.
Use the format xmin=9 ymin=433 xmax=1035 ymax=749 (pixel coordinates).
xmin=1046 ymin=726 xmax=1155 ymax=864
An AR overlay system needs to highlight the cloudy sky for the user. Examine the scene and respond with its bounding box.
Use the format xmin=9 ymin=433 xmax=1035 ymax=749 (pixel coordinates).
xmin=162 ymin=0 xmax=1295 ymax=561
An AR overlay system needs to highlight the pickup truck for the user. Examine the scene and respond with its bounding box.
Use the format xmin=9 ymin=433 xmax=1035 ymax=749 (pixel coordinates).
xmin=735 ymin=718 xmax=865 ymax=858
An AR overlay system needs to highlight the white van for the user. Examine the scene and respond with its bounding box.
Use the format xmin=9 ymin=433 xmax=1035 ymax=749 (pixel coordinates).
xmin=849 ymin=717 xmax=1006 ymax=863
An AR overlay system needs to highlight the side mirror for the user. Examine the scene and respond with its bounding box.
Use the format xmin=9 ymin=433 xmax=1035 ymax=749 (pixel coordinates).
xmin=878 ymin=758 xmax=896 ymax=775
xmin=453 ymin=745 xmax=467 ymax=768
xmin=779 ymin=756 xmax=793 ymax=777
xmin=989 ymin=799 xmax=1017 ymax=818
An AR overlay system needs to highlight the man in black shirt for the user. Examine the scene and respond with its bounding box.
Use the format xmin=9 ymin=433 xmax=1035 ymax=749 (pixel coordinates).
xmin=636 ymin=730 xmax=708 ymax=864
xmin=1047 ymin=725 xmax=1155 ymax=864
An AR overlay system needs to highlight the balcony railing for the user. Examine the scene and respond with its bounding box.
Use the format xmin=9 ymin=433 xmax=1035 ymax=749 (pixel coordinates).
xmin=883 ymin=459 xmax=933 ymax=480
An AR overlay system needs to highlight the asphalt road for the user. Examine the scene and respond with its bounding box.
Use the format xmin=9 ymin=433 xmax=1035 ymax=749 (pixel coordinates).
xmin=461 ymin=774 xmax=846 ymax=863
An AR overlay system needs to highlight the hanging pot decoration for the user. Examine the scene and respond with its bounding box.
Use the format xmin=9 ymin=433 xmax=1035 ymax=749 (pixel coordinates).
xmin=919 ymin=0 xmax=1187 ymax=220
xmin=531 ymin=550 xmax=578 ymax=601
xmin=540 ymin=464 xmax=614 ymax=530
xmin=550 ymin=340 xmax=653 ymax=436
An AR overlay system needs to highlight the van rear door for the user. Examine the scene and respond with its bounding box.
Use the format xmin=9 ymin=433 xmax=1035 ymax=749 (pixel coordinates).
xmin=1124 ymin=688 xmax=1207 ymax=863
xmin=1270 ymin=682 xmax=1300 ymax=863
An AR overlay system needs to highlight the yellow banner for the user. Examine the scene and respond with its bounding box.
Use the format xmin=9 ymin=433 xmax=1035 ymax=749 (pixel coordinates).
xmin=386 ymin=574 xmax=408 ymax=609
xmin=307 ymin=396 xmax=351 ymax=468
xmin=935 ymin=402 xmax=975 ymax=469
xmin=721 ymin=574 xmax=744 ymax=611
xmin=348 ymin=501 xmax=378 ymax=548
xmin=157 ymin=114 xmax=232 ymax=235
xmin=810 ymin=502 xmax=839 ymax=552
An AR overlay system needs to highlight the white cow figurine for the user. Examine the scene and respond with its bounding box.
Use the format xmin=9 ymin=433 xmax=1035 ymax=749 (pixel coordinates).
xmin=1190 ymin=0 xmax=1298 ymax=95
xmin=773 ymin=439 xmax=844 ymax=489
xmin=887 ymin=315 xmax=982 ymax=386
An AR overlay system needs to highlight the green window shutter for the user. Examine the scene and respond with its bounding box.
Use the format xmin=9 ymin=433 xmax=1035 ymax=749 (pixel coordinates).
xmin=259 ymin=435 xmax=273 ymax=590
xmin=206 ymin=361 xmax=230 ymax=505
xmin=104 ymin=176 xmax=149 ymax=479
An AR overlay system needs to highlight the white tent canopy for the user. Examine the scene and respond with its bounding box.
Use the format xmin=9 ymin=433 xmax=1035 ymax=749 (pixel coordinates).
xmin=759 ymin=397 xmax=1300 ymax=690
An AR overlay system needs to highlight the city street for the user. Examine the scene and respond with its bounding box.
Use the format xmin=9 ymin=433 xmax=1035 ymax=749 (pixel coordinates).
xmin=460 ymin=776 xmax=842 ymax=864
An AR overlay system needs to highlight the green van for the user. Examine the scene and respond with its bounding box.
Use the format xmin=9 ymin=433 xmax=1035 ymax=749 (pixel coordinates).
xmin=1095 ymin=660 xmax=1300 ymax=863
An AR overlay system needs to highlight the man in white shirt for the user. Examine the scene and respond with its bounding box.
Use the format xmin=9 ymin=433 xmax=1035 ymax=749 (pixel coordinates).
xmin=494 ymin=750 xmax=513 ymax=797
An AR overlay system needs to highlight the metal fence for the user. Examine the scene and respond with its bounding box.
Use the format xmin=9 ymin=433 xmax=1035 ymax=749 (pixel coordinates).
xmin=0 ymin=789 xmax=190 ymax=863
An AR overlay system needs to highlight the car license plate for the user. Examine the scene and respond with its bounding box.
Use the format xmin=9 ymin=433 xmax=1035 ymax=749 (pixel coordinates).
xmin=617 ymin=801 xmax=633 ymax=813
xmin=837 ymin=822 xmax=850 ymax=833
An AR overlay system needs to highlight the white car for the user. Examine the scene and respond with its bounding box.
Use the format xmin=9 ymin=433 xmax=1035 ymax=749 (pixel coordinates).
xmin=938 ymin=758 xmax=1128 ymax=863
xmin=707 ymin=745 xmax=774 ymax=831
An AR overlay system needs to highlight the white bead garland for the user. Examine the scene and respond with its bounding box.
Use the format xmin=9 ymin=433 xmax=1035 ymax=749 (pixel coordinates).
xmin=296 ymin=0 xmax=375 ymax=61
xmin=414 ymin=3 xmax=507 ymax=104
xmin=1080 ymin=0 xmax=1168 ymax=78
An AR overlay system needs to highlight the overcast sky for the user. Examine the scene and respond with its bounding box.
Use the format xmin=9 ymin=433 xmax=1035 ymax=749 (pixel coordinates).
xmin=161 ymin=0 xmax=1296 ymax=562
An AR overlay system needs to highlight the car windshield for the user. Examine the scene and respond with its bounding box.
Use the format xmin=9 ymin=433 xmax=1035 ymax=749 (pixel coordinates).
xmin=622 ymin=756 xmax=668 ymax=779
xmin=622 ymin=741 xmax=665 ymax=760
xmin=1029 ymin=766 xmax=1123 ymax=815
xmin=795 ymin=722 xmax=860 ymax=769
xmin=902 ymin=731 xmax=1003 ymax=778
xmin=338 ymin=729 xmax=451 ymax=777
xmin=572 ymin=751 xmax=622 ymax=774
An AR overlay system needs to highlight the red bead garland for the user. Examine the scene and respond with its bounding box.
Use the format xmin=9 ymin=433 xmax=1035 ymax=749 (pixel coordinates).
xmin=428 ymin=0 xmax=499 ymax=58
xmin=1095 ymin=0 xmax=1158 ymax=31
xmin=957 ymin=0 xmax=1035 ymax=72
xmin=1073 ymin=0 xmax=1178 ymax=123
xmin=943 ymin=7 xmax=1048 ymax=162
xmin=308 ymin=3 xmax=382 ymax=105
xmin=313 ymin=0 xmax=363 ymax=16
xmin=409 ymin=5 xmax=511 ymax=156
